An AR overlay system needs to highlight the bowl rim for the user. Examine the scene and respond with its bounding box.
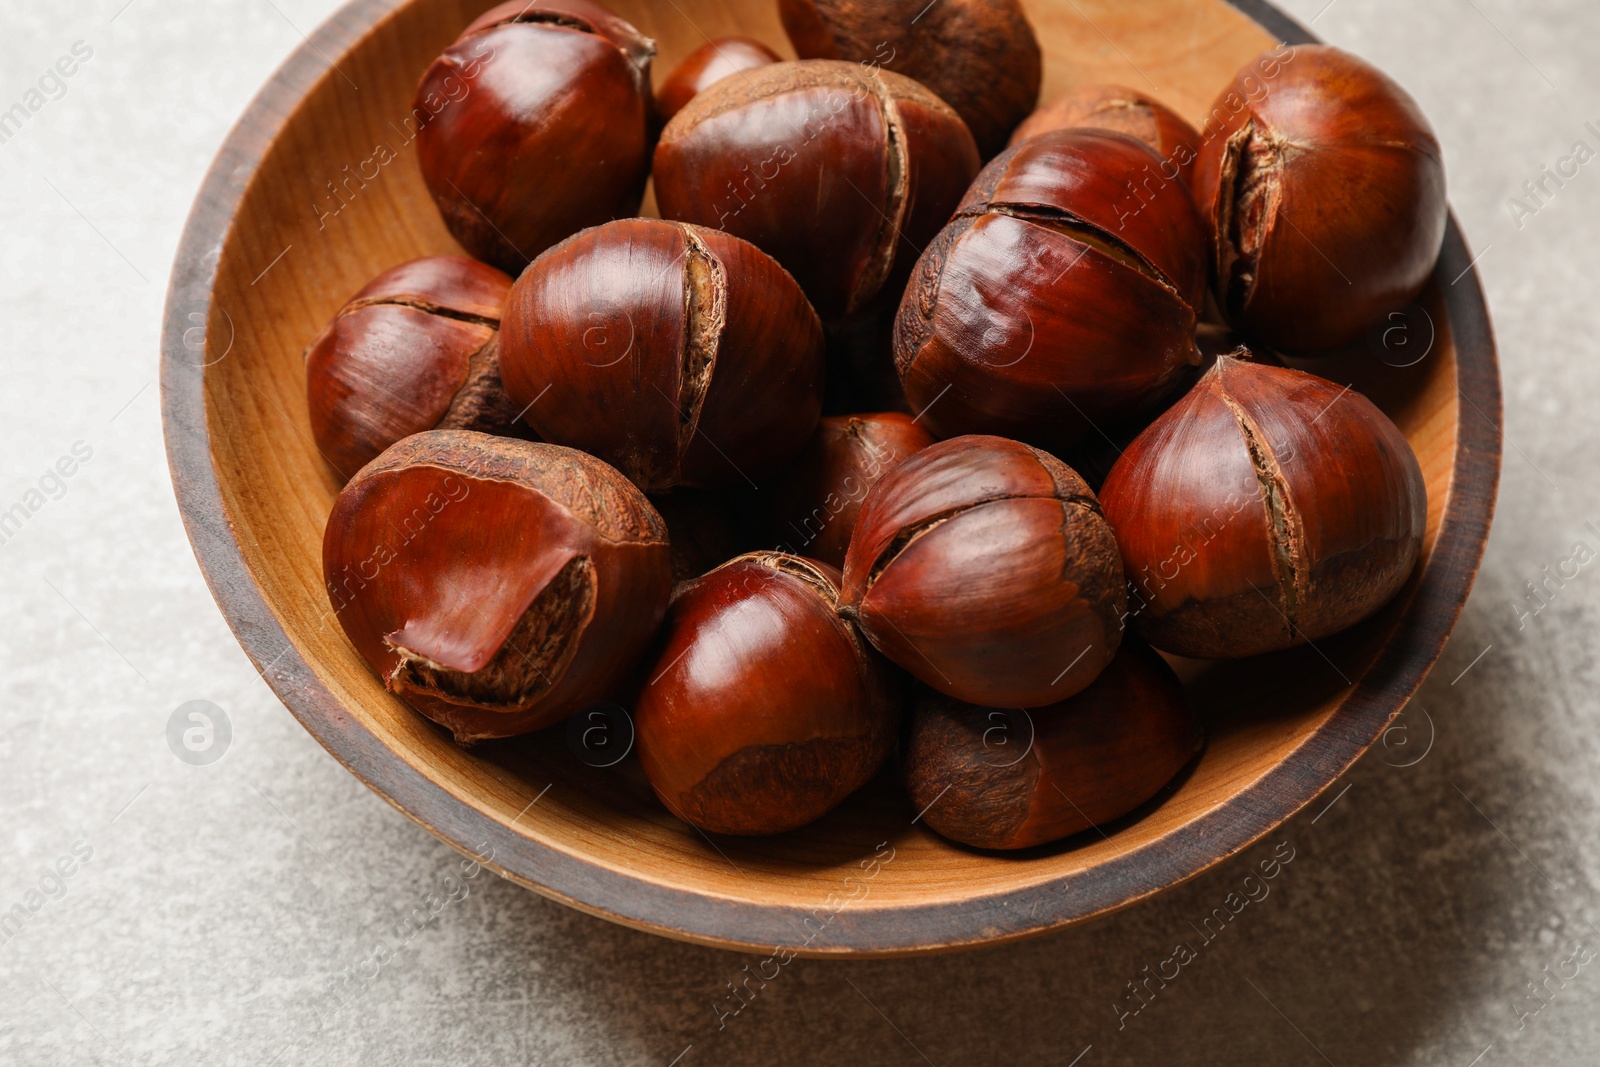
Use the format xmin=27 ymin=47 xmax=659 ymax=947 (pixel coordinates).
xmin=160 ymin=0 xmax=1502 ymax=956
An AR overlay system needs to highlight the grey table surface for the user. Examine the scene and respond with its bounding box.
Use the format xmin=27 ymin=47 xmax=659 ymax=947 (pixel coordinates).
xmin=0 ymin=0 xmax=1594 ymax=1063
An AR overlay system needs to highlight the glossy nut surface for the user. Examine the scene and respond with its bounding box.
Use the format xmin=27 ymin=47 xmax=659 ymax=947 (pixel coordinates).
xmin=654 ymin=60 xmax=980 ymax=321
xmin=894 ymin=129 xmax=1206 ymax=453
xmin=656 ymin=36 xmax=780 ymax=121
xmin=1100 ymin=353 xmax=1427 ymax=659
xmin=903 ymin=641 xmax=1202 ymax=850
xmin=1009 ymin=83 xmax=1203 ymax=187
xmin=635 ymin=553 xmax=901 ymax=836
xmin=322 ymin=431 xmax=672 ymax=743
xmin=414 ymin=0 xmax=655 ymax=273
xmin=498 ymin=218 xmax=826 ymax=493
xmin=778 ymin=0 xmax=1041 ymax=157
xmin=1193 ymin=45 xmax=1448 ymax=352
xmin=840 ymin=435 xmax=1126 ymax=707
xmin=305 ymin=256 xmax=518 ymax=481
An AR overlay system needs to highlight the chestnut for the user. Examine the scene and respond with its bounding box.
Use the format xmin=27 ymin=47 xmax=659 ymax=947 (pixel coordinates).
xmin=755 ymin=412 xmax=934 ymax=567
xmin=497 ymin=218 xmax=826 ymax=493
xmin=656 ymin=36 xmax=780 ymax=122
xmin=840 ymin=435 xmax=1126 ymax=708
xmin=305 ymin=256 xmax=520 ymax=481
xmin=1099 ymin=352 xmax=1427 ymax=659
xmin=414 ymin=0 xmax=655 ymax=273
xmin=322 ymin=430 xmax=672 ymax=743
xmin=777 ymin=0 xmax=1041 ymax=158
xmin=635 ymin=552 xmax=901 ymax=835
xmin=894 ymin=128 xmax=1207 ymax=454
xmin=1193 ymin=45 xmax=1448 ymax=352
xmin=653 ymin=60 xmax=980 ymax=321
xmin=903 ymin=642 xmax=1202 ymax=850
xmin=1009 ymin=84 xmax=1203 ymax=187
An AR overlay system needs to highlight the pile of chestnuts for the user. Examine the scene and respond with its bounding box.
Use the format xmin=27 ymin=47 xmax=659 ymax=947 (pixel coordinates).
xmin=311 ymin=0 xmax=1443 ymax=851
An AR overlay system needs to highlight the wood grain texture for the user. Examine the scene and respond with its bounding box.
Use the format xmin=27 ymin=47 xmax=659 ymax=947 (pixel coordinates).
xmin=160 ymin=0 xmax=1501 ymax=956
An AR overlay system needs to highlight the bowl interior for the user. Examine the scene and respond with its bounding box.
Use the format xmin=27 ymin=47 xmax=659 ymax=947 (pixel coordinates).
xmin=171 ymin=0 xmax=1482 ymax=955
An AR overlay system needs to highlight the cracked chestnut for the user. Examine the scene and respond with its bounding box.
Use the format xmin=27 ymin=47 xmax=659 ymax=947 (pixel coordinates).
xmin=414 ymin=0 xmax=655 ymax=273
xmin=840 ymin=435 xmax=1126 ymax=708
xmin=635 ymin=553 xmax=901 ymax=835
xmin=497 ymin=218 xmax=825 ymax=493
xmin=1099 ymin=353 xmax=1427 ymax=659
xmin=322 ymin=430 xmax=672 ymax=743
xmin=1193 ymin=45 xmax=1448 ymax=352
xmin=656 ymin=36 xmax=780 ymax=122
xmin=1009 ymin=84 xmax=1203 ymax=187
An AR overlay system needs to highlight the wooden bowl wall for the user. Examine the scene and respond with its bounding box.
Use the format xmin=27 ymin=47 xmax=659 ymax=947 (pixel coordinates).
xmin=161 ymin=0 xmax=1500 ymax=955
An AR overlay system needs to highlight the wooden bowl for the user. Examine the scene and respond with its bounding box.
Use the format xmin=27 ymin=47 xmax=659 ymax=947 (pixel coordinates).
xmin=160 ymin=0 xmax=1500 ymax=956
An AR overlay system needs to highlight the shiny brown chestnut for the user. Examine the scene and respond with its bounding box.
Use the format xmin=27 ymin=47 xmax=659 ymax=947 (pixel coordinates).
xmin=840 ymin=435 xmax=1126 ymax=708
xmin=1193 ymin=45 xmax=1448 ymax=352
xmin=305 ymin=256 xmax=519 ymax=481
xmin=1099 ymin=353 xmax=1427 ymax=659
xmin=414 ymin=0 xmax=655 ymax=273
xmin=498 ymin=218 xmax=826 ymax=493
xmin=322 ymin=430 xmax=672 ymax=743
xmin=894 ymin=128 xmax=1207 ymax=454
xmin=635 ymin=553 xmax=901 ymax=835
xmin=1009 ymin=84 xmax=1203 ymax=187
xmin=904 ymin=642 xmax=1202 ymax=850
xmin=656 ymin=36 xmax=780 ymax=122
xmin=653 ymin=60 xmax=980 ymax=321
xmin=778 ymin=0 xmax=1040 ymax=157
xmin=757 ymin=412 xmax=935 ymax=567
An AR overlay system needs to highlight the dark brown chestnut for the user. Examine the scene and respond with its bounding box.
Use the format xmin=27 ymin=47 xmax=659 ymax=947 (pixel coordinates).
xmin=653 ymin=60 xmax=980 ymax=321
xmin=1193 ymin=45 xmax=1448 ymax=352
xmin=414 ymin=0 xmax=655 ymax=273
xmin=840 ymin=435 xmax=1126 ymax=708
xmin=1009 ymin=84 xmax=1203 ymax=187
xmin=903 ymin=641 xmax=1202 ymax=850
xmin=322 ymin=430 xmax=672 ymax=743
xmin=305 ymin=256 xmax=519 ymax=481
xmin=1099 ymin=353 xmax=1426 ymax=659
xmin=777 ymin=0 xmax=1041 ymax=157
xmin=635 ymin=552 xmax=901 ymax=835
xmin=656 ymin=36 xmax=780 ymax=122
xmin=497 ymin=218 xmax=826 ymax=493
xmin=894 ymin=128 xmax=1207 ymax=454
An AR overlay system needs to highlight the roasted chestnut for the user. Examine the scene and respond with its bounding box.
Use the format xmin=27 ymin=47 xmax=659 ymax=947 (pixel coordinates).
xmin=635 ymin=552 xmax=901 ymax=835
xmin=656 ymin=36 xmax=780 ymax=121
xmin=322 ymin=430 xmax=672 ymax=743
xmin=1009 ymin=84 xmax=1203 ymax=187
xmin=755 ymin=412 xmax=935 ymax=567
xmin=1099 ymin=353 xmax=1426 ymax=659
xmin=840 ymin=435 xmax=1126 ymax=707
xmin=414 ymin=0 xmax=655 ymax=273
xmin=1193 ymin=45 xmax=1448 ymax=352
xmin=778 ymin=0 xmax=1041 ymax=157
xmin=305 ymin=256 xmax=521 ymax=481
xmin=894 ymin=128 xmax=1207 ymax=453
xmin=903 ymin=641 xmax=1202 ymax=850
xmin=653 ymin=60 xmax=980 ymax=321
xmin=497 ymin=218 xmax=826 ymax=493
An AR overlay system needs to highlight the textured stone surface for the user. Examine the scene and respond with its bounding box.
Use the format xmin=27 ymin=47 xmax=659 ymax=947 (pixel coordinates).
xmin=1 ymin=0 xmax=1597 ymax=1063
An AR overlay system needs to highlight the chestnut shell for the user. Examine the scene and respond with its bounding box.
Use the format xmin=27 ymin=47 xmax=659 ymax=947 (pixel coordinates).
xmin=1009 ymin=84 xmax=1203 ymax=187
xmin=656 ymin=36 xmax=780 ymax=122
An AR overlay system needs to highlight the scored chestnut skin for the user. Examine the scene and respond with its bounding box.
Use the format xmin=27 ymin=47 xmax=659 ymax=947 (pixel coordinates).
xmin=305 ymin=256 xmax=520 ymax=481
xmin=778 ymin=0 xmax=1041 ymax=158
xmin=840 ymin=435 xmax=1126 ymax=708
xmin=414 ymin=0 xmax=656 ymax=273
xmin=656 ymin=36 xmax=780 ymax=122
xmin=904 ymin=641 xmax=1202 ymax=850
xmin=895 ymin=128 xmax=1207 ymax=454
xmin=654 ymin=60 xmax=980 ymax=321
xmin=1009 ymin=84 xmax=1203 ymax=188
xmin=498 ymin=218 xmax=826 ymax=493
xmin=635 ymin=553 xmax=902 ymax=836
xmin=1194 ymin=45 xmax=1448 ymax=352
xmin=322 ymin=430 xmax=672 ymax=744
xmin=1100 ymin=353 xmax=1427 ymax=659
